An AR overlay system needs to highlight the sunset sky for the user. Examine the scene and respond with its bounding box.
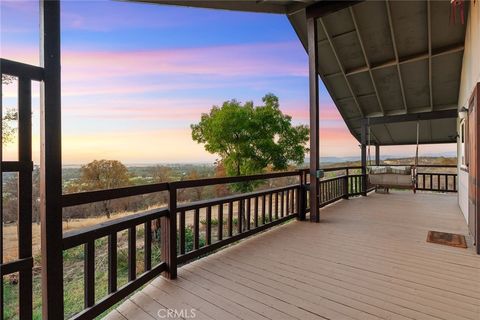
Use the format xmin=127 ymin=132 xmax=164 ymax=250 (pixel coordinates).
xmin=1 ymin=0 xmax=455 ymax=165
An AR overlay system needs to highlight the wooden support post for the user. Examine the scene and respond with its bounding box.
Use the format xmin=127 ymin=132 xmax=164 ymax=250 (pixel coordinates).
xmin=162 ymin=186 xmax=177 ymax=279
xmin=307 ymin=16 xmax=320 ymax=223
xmin=361 ymin=121 xmax=367 ymax=196
xmin=39 ymin=1 xmax=64 ymax=318
xmin=375 ymin=145 xmax=380 ymax=166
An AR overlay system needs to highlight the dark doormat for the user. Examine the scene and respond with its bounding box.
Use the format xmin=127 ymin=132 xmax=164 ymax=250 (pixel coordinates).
xmin=427 ymin=231 xmax=467 ymax=248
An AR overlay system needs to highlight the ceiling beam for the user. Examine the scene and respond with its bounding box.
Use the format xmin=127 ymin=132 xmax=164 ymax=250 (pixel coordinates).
xmin=317 ymin=29 xmax=357 ymax=46
xmin=336 ymin=92 xmax=377 ymax=103
xmin=349 ymin=7 xmax=384 ymax=116
xmin=363 ymin=109 xmax=458 ymax=125
xmin=305 ymin=0 xmax=364 ymax=19
xmin=385 ymin=0 xmax=408 ymax=113
xmin=318 ymin=18 xmax=365 ymax=117
xmin=427 ymin=0 xmax=433 ymax=111
xmin=378 ymin=139 xmax=457 ymax=146
xmin=325 ymin=44 xmax=465 ymax=79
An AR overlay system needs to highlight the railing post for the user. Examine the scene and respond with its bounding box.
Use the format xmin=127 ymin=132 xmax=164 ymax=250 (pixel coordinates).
xmin=40 ymin=1 xmax=64 ymax=318
xmin=161 ymin=184 xmax=177 ymax=279
xmin=343 ymin=175 xmax=349 ymax=199
xmin=297 ymin=170 xmax=306 ymax=221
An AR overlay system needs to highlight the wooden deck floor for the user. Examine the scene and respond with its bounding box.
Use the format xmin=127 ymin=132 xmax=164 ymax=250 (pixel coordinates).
xmin=106 ymin=192 xmax=480 ymax=320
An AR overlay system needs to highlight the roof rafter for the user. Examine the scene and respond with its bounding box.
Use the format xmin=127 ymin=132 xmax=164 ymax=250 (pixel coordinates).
xmin=349 ymin=7 xmax=385 ymax=116
xmin=363 ymin=109 xmax=457 ymax=125
xmin=385 ymin=0 xmax=408 ymax=113
xmin=318 ymin=18 xmax=365 ymax=117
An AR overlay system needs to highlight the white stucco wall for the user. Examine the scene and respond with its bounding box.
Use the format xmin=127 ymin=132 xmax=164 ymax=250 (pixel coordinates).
xmin=457 ymin=1 xmax=480 ymax=223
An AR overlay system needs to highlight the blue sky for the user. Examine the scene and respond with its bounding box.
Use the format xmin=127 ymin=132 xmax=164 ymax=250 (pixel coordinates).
xmin=1 ymin=0 xmax=455 ymax=164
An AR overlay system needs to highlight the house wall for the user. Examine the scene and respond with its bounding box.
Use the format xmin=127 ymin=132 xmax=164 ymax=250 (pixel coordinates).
xmin=457 ymin=1 xmax=480 ymax=223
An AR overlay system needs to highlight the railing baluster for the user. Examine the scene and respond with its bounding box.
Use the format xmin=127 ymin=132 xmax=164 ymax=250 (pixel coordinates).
xmin=319 ymin=181 xmax=323 ymax=204
xmin=275 ymin=192 xmax=279 ymax=219
xmin=333 ymin=180 xmax=336 ymax=199
xmin=291 ymin=189 xmax=295 ymax=213
xmin=84 ymin=240 xmax=95 ymax=308
xmin=268 ymin=193 xmax=273 ymax=222
xmin=228 ymin=202 xmax=233 ymax=237
xmin=337 ymin=178 xmax=341 ymax=198
xmin=194 ymin=208 xmax=200 ymax=249
xmin=237 ymin=200 xmax=243 ymax=234
xmin=218 ymin=204 xmax=223 ymax=241
xmin=293 ymin=189 xmax=297 ymax=214
xmin=180 ymin=210 xmax=186 ymax=254
xmin=261 ymin=195 xmax=266 ymax=224
xmin=128 ymin=227 xmax=136 ymax=281
xmin=286 ymin=189 xmax=290 ymax=215
xmin=328 ymin=181 xmax=331 ymax=201
xmin=246 ymin=198 xmax=251 ymax=231
xmin=206 ymin=206 xmax=212 ymax=245
xmin=254 ymin=197 xmax=259 ymax=228
xmin=144 ymin=221 xmax=152 ymax=271
xmin=280 ymin=191 xmax=284 ymax=218
xmin=453 ymin=174 xmax=457 ymax=192
xmin=108 ymin=233 xmax=117 ymax=293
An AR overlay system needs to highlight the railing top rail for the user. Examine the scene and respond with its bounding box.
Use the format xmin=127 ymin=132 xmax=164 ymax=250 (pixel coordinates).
xmin=62 ymin=170 xmax=302 ymax=207
xmin=170 ymin=170 xmax=300 ymax=189
xmin=177 ymin=184 xmax=299 ymax=212
xmin=62 ymin=207 xmax=168 ymax=250
xmin=0 ymin=58 xmax=44 ymax=81
xmin=62 ymin=182 xmax=169 ymax=207
xmin=298 ymin=166 xmax=362 ymax=173
xmin=378 ymin=164 xmax=457 ymax=168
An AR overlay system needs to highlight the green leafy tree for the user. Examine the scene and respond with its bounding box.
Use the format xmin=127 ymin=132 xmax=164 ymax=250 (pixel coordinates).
xmin=79 ymin=160 xmax=131 ymax=218
xmin=191 ymin=93 xmax=309 ymax=192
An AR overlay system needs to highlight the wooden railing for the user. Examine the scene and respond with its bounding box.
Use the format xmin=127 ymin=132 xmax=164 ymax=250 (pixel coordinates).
xmin=301 ymin=167 xmax=369 ymax=213
xmin=415 ymin=165 xmax=458 ymax=192
xmin=416 ymin=173 xmax=457 ymax=192
xmin=61 ymin=170 xmax=302 ymax=319
xmin=62 ymin=183 xmax=171 ymax=319
xmin=384 ymin=164 xmax=458 ymax=193
xmin=2 ymin=164 xmax=457 ymax=319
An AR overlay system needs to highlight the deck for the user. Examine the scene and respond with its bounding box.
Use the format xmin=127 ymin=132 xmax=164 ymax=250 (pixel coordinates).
xmin=106 ymin=192 xmax=480 ymax=320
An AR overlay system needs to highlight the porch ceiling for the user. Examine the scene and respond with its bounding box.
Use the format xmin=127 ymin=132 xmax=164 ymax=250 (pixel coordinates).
xmin=128 ymin=0 xmax=467 ymax=145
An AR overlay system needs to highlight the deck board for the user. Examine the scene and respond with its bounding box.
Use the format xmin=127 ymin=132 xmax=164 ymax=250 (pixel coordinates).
xmin=108 ymin=192 xmax=480 ymax=320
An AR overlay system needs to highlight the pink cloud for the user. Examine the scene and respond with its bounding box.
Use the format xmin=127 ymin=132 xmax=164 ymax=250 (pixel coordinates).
xmin=2 ymin=42 xmax=307 ymax=97
xmin=65 ymin=97 xmax=217 ymax=120
xmin=2 ymin=42 xmax=307 ymax=80
xmin=58 ymin=42 xmax=307 ymax=80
